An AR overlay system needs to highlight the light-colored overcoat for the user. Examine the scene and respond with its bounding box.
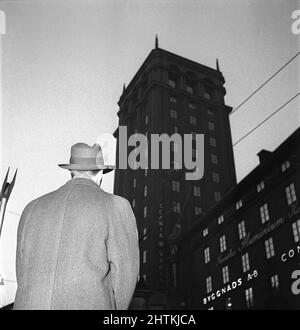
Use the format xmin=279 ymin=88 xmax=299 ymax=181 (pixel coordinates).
xmin=14 ymin=178 xmax=139 ymax=310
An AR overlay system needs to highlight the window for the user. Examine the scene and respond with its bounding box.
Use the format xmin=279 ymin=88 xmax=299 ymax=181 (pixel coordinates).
xmin=208 ymin=121 xmax=215 ymax=131
xmin=212 ymin=172 xmax=220 ymax=183
xmin=193 ymin=186 xmax=201 ymax=197
xmin=168 ymin=73 xmax=177 ymax=88
xmin=143 ymin=250 xmax=147 ymax=264
xmin=238 ymin=221 xmax=246 ymax=240
xmin=218 ymin=214 xmax=224 ymax=225
xmin=144 ymin=186 xmax=148 ymax=197
xmin=265 ymin=237 xmax=275 ymax=259
xmin=209 ymin=137 xmax=216 ymax=147
xmin=170 ymin=96 xmax=177 ymax=103
xmin=245 ymin=287 xmax=254 ymax=308
xmin=195 ymin=206 xmax=202 ymax=215
xmin=236 ymin=199 xmax=243 ymax=210
xmin=203 ymin=228 xmax=208 ymax=237
xmin=204 ymin=87 xmax=213 ymax=101
xmin=186 ymin=83 xmax=194 ymax=94
xmin=220 ymin=235 xmax=227 ymax=253
xmin=257 ymin=181 xmax=265 ymax=192
xmin=204 ymin=247 xmax=210 ymax=264
xmin=145 ymin=169 xmax=148 ymax=176
xmin=215 ymin=192 xmax=221 ymax=201
xmin=189 ymin=103 xmax=196 ymax=110
xmin=292 ymin=219 xmax=300 ymax=243
xmin=281 ymin=160 xmax=290 ymax=172
xmin=206 ymin=276 xmax=212 ymax=294
xmin=132 ymin=198 xmax=136 ymax=208
xmin=271 ymin=274 xmax=279 ymax=291
xmin=172 ymin=180 xmax=180 ymax=192
xmin=186 ymin=86 xmax=194 ymax=94
xmin=172 ymin=201 xmax=181 ymax=213
xmin=170 ymin=109 xmax=177 ymax=119
xmin=173 ymin=125 xmax=178 ymax=133
xmin=143 ymin=274 xmax=147 ymax=282
xmin=133 ymin=178 xmax=136 ymax=188
xmin=242 ymin=253 xmax=250 ymax=272
xmin=285 ymin=182 xmax=297 ymax=205
xmin=145 ymin=114 xmax=149 ymax=125
xmin=190 ymin=115 xmax=197 ymax=125
xmin=143 ymin=227 xmax=147 ymax=240
xmin=222 ymin=265 xmax=230 ymax=284
xmin=169 ymin=79 xmax=176 ymax=88
xmin=143 ymin=206 xmax=147 ymax=218
xmin=211 ymin=154 xmax=218 ymax=164
xmin=207 ymin=109 xmax=214 ymax=115
xmin=260 ymin=203 xmax=270 ymax=224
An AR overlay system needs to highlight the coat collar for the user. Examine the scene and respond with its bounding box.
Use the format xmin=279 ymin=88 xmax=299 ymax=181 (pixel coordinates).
xmin=65 ymin=178 xmax=101 ymax=189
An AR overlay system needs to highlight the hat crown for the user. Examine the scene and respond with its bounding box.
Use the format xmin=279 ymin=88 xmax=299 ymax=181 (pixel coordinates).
xmin=70 ymin=143 xmax=104 ymax=166
xmin=71 ymin=143 xmax=101 ymax=157
xmin=58 ymin=142 xmax=115 ymax=173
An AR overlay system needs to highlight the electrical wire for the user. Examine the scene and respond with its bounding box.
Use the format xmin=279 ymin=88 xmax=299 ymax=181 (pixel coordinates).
xmin=233 ymin=92 xmax=300 ymax=147
xmin=231 ymin=52 xmax=300 ymax=115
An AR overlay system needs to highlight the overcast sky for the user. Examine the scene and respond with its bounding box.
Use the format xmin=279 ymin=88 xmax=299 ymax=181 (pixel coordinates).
xmin=0 ymin=0 xmax=299 ymax=306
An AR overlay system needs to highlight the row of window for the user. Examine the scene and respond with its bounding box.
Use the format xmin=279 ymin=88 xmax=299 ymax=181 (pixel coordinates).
xmin=206 ymin=274 xmax=279 ymax=309
xmin=207 ymin=160 xmax=292 ymax=230
xmin=209 ymin=286 xmax=254 ymax=309
xmin=133 ymin=182 xmax=296 ymax=226
xmin=202 ymin=181 xmax=297 ymax=238
xmin=171 ymin=177 xmax=220 ymax=195
xmin=170 ymin=108 xmax=216 ymax=130
xmin=168 ymin=75 xmax=214 ymax=101
xmin=132 ymin=201 xmax=204 ymax=218
xmin=204 ymin=219 xmax=300 ymax=268
xmin=169 ymin=96 xmax=215 ymax=115
xmin=142 ymin=248 xmax=165 ymax=264
xmin=235 ymin=161 xmax=293 ymax=208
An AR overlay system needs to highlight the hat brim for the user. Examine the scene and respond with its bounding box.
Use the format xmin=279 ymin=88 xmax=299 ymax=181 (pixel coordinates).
xmin=58 ymin=164 xmax=115 ymax=174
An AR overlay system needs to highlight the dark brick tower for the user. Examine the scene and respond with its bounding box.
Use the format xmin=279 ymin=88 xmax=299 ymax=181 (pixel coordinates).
xmin=114 ymin=38 xmax=236 ymax=294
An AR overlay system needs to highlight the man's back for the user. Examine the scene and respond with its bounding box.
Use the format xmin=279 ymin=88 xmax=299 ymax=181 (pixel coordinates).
xmin=14 ymin=178 xmax=139 ymax=310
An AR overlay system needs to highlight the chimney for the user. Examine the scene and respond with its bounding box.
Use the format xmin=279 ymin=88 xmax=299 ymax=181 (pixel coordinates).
xmin=257 ymin=149 xmax=272 ymax=163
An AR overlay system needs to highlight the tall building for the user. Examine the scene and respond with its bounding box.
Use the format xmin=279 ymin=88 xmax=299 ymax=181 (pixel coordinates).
xmin=177 ymin=128 xmax=300 ymax=309
xmin=114 ymin=39 xmax=236 ymax=293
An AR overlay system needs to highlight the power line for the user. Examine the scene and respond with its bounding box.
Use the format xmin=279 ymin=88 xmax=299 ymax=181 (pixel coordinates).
xmin=233 ymin=92 xmax=300 ymax=147
xmin=231 ymin=52 xmax=300 ymax=115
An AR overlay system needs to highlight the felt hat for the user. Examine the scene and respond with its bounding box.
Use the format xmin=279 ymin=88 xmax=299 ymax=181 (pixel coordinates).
xmin=58 ymin=143 xmax=115 ymax=174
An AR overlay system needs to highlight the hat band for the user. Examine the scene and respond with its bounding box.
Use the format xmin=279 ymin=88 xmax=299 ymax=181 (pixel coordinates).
xmin=70 ymin=157 xmax=104 ymax=166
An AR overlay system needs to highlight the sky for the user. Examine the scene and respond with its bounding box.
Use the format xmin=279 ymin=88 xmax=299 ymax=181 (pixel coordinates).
xmin=0 ymin=0 xmax=299 ymax=306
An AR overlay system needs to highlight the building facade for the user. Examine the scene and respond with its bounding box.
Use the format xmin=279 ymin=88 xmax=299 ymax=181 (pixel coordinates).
xmin=113 ymin=40 xmax=236 ymax=293
xmin=176 ymin=128 xmax=300 ymax=309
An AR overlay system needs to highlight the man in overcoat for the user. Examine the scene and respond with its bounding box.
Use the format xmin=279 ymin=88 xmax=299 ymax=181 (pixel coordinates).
xmin=14 ymin=143 xmax=140 ymax=310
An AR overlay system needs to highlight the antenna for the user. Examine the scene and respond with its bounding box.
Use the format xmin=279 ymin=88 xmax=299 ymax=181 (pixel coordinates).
xmin=155 ymin=34 xmax=159 ymax=49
